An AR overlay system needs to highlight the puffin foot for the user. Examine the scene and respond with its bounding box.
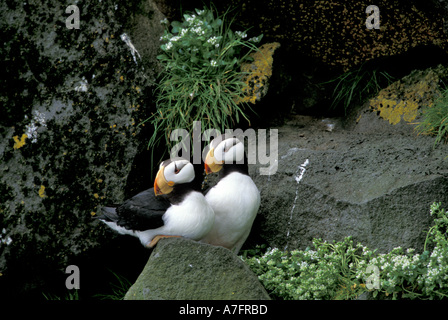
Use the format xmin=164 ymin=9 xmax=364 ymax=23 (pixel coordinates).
xmin=146 ymin=235 xmax=181 ymax=248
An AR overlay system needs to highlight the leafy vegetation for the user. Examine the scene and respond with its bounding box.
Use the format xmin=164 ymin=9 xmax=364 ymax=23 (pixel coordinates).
xmin=42 ymin=289 xmax=79 ymax=301
xmin=145 ymin=5 xmax=262 ymax=154
xmin=242 ymin=202 xmax=448 ymax=300
xmin=326 ymin=64 xmax=394 ymax=114
xmin=416 ymin=83 xmax=448 ymax=147
xmin=94 ymin=270 xmax=132 ymax=300
xmin=42 ymin=270 xmax=132 ymax=300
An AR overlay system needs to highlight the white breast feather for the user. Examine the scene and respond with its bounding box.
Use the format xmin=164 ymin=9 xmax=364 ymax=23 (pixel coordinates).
xmin=136 ymin=191 xmax=214 ymax=246
xmin=201 ymin=172 xmax=260 ymax=252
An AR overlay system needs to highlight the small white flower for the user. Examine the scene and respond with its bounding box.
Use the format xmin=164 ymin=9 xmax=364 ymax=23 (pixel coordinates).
xmin=192 ymin=27 xmax=205 ymax=35
xmin=248 ymin=36 xmax=261 ymax=42
xmin=235 ymin=31 xmax=247 ymax=38
xmin=210 ymin=60 xmax=218 ymax=67
xmin=160 ymin=18 xmax=168 ymax=25
xmin=207 ymin=36 xmax=217 ymax=44
xmin=165 ymin=42 xmax=173 ymax=50
xmin=196 ymin=9 xmax=205 ymax=15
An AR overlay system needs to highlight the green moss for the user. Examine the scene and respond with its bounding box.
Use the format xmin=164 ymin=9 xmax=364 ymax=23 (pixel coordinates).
xmin=0 ymin=0 xmax=159 ymax=296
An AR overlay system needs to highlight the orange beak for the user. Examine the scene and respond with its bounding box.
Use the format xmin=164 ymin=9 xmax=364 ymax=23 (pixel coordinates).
xmin=154 ymin=179 xmax=162 ymax=196
xmin=154 ymin=166 xmax=174 ymax=196
xmin=204 ymin=147 xmax=223 ymax=175
xmin=204 ymin=162 xmax=212 ymax=174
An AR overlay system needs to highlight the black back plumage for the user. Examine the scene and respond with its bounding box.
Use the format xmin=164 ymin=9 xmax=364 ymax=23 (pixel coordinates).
xmin=97 ymin=160 xmax=206 ymax=232
xmin=100 ymin=189 xmax=170 ymax=231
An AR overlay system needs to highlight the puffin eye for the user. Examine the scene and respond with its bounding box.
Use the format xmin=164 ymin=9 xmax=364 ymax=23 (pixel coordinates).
xmin=173 ymin=161 xmax=187 ymax=174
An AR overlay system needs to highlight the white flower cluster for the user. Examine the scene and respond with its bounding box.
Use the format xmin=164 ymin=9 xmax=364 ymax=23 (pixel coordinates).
xmin=246 ymin=245 xmax=341 ymax=300
xmin=353 ymin=242 xmax=448 ymax=297
xmin=235 ymin=31 xmax=247 ymax=39
xmin=25 ymin=110 xmax=47 ymax=143
xmin=207 ymin=36 xmax=220 ymax=48
xmin=248 ymin=36 xmax=262 ymax=43
xmin=160 ymin=13 xmax=209 ymax=51
xmin=185 ymin=13 xmax=206 ymax=36
xmin=418 ymin=246 xmax=448 ymax=294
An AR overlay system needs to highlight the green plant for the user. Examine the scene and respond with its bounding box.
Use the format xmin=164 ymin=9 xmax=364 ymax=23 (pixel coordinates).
xmin=145 ymin=6 xmax=262 ymax=153
xmin=326 ymin=64 xmax=394 ymax=114
xmin=42 ymin=289 xmax=79 ymax=300
xmin=243 ymin=237 xmax=367 ymax=300
xmin=416 ymin=85 xmax=448 ymax=147
xmin=94 ymin=270 xmax=132 ymax=300
xmin=242 ymin=202 xmax=448 ymax=300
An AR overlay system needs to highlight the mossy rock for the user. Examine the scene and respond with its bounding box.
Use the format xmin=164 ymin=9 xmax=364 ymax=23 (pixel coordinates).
xmin=0 ymin=0 xmax=164 ymax=298
xmin=125 ymin=238 xmax=271 ymax=300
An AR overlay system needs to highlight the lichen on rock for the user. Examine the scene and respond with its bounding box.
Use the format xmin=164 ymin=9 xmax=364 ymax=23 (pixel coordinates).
xmin=224 ymin=0 xmax=448 ymax=71
xmin=369 ymin=65 xmax=448 ymax=125
xmin=0 ymin=0 xmax=165 ymax=298
xmin=236 ymin=42 xmax=280 ymax=104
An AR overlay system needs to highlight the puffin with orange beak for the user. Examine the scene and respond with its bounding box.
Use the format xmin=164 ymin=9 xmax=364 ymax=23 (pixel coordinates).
xmin=200 ymin=134 xmax=260 ymax=253
xmin=98 ymin=158 xmax=214 ymax=248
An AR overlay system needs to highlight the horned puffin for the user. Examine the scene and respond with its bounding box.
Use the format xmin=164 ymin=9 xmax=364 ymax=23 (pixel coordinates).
xmin=98 ymin=158 xmax=215 ymax=248
xmin=200 ymin=134 xmax=261 ymax=253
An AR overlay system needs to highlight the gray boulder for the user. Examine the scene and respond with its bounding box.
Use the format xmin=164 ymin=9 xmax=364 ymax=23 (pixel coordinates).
xmin=249 ymin=110 xmax=448 ymax=253
xmin=124 ymin=237 xmax=271 ymax=300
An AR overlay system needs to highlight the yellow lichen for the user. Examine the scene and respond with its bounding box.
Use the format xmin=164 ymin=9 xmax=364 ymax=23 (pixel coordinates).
xmin=369 ymin=65 xmax=448 ymax=125
xmin=236 ymin=1 xmax=447 ymax=71
xmin=38 ymin=185 xmax=46 ymax=198
xmin=235 ymin=42 xmax=281 ymax=105
xmin=13 ymin=134 xmax=27 ymax=150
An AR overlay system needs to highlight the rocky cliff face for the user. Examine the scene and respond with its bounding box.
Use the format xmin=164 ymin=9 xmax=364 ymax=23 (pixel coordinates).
xmin=0 ymin=0 xmax=164 ymax=298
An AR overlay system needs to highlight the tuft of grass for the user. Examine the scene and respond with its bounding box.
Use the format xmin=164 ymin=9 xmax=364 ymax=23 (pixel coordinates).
xmin=416 ymin=84 xmax=448 ymax=147
xmin=42 ymin=290 xmax=79 ymax=300
xmin=325 ymin=64 xmax=394 ymax=114
xmin=144 ymin=5 xmax=262 ymax=161
xmin=94 ymin=270 xmax=132 ymax=300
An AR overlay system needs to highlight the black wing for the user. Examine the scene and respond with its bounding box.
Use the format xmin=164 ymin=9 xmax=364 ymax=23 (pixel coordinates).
xmin=99 ymin=188 xmax=171 ymax=231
